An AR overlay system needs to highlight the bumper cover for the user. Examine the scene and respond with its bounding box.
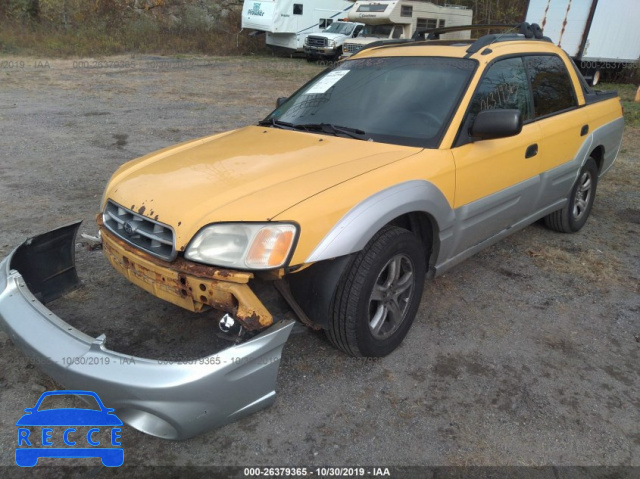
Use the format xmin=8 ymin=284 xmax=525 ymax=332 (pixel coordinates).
xmin=0 ymin=222 xmax=294 ymax=440
xmin=304 ymin=46 xmax=338 ymax=56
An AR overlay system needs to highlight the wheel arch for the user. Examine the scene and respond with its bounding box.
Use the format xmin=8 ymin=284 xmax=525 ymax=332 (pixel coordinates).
xmin=304 ymin=180 xmax=454 ymax=268
xmin=589 ymin=144 xmax=605 ymax=173
xmin=288 ymin=181 xmax=454 ymax=329
xmin=386 ymin=211 xmax=439 ymax=274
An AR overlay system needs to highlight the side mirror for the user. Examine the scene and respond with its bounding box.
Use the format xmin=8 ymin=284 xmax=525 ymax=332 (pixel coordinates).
xmin=276 ymin=97 xmax=288 ymax=108
xmin=470 ymin=109 xmax=522 ymax=140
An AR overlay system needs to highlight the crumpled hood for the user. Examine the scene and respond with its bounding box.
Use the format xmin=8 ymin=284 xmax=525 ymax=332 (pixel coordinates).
xmin=104 ymin=126 xmax=420 ymax=252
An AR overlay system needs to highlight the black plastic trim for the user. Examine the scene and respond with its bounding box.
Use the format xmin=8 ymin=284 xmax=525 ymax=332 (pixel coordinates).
xmin=287 ymin=254 xmax=354 ymax=329
xmin=10 ymin=222 xmax=81 ymax=304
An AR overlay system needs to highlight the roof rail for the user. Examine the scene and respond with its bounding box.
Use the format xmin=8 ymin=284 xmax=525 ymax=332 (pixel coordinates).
xmin=412 ymin=23 xmax=519 ymax=41
xmin=356 ymin=23 xmax=551 ymax=56
xmin=412 ymin=22 xmax=546 ymax=42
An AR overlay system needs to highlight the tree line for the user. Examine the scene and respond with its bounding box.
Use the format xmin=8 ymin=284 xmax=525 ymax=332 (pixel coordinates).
xmin=1 ymin=0 xmax=531 ymax=26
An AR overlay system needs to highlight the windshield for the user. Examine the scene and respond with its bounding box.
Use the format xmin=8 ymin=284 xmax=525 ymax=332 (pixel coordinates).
xmin=362 ymin=24 xmax=394 ymax=37
xmin=265 ymin=57 xmax=476 ymax=148
xmin=325 ymin=22 xmax=355 ymax=35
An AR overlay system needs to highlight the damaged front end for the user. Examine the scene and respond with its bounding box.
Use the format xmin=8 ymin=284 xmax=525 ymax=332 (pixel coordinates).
xmin=0 ymin=222 xmax=294 ymax=440
xmin=97 ymin=215 xmax=275 ymax=332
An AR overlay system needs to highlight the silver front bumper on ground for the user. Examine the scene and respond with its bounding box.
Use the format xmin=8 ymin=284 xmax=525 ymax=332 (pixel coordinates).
xmin=0 ymin=222 xmax=294 ymax=440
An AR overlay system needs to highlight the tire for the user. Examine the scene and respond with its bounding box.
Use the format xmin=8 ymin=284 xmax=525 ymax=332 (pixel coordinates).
xmin=545 ymin=157 xmax=599 ymax=233
xmin=327 ymin=226 xmax=426 ymax=357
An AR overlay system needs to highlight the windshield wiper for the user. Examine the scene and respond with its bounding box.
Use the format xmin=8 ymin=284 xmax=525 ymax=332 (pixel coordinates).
xmin=293 ymin=123 xmax=366 ymax=140
xmin=258 ymin=118 xmax=295 ymax=129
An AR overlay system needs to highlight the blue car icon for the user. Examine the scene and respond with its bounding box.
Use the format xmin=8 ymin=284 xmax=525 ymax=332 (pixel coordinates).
xmin=16 ymin=390 xmax=124 ymax=467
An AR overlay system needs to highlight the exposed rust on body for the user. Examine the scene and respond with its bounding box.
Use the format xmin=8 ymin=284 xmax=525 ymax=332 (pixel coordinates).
xmin=97 ymin=215 xmax=252 ymax=283
xmin=138 ymin=205 xmax=146 ymax=215
xmin=235 ymin=311 xmax=263 ymax=331
xmin=97 ymin=215 xmax=272 ymax=331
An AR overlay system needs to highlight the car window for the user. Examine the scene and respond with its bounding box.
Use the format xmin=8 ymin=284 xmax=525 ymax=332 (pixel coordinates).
xmin=362 ymin=24 xmax=393 ymax=37
xmin=525 ymin=55 xmax=577 ymax=118
xmin=268 ymin=57 xmax=476 ymax=148
xmin=325 ymin=22 xmax=352 ymax=35
xmin=468 ymin=57 xmax=532 ymax=121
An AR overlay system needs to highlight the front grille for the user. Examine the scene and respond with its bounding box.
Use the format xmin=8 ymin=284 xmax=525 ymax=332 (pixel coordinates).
xmin=103 ymin=200 xmax=176 ymax=261
xmin=343 ymin=43 xmax=362 ymax=54
xmin=307 ymin=36 xmax=327 ymax=47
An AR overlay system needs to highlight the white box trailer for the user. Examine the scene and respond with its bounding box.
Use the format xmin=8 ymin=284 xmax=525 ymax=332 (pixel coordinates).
xmin=241 ymin=0 xmax=355 ymax=52
xmin=525 ymin=0 xmax=640 ymax=84
xmin=343 ymin=0 xmax=472 ymax=57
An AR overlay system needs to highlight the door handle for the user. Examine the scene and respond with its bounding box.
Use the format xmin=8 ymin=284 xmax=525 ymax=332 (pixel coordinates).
xmin=581 ymin=125 xmax=589 ymax=136
xmin=525 ymin=144 xmax=538 ymax=159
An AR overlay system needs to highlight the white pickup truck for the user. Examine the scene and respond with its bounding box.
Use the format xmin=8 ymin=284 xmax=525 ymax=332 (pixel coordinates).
xmin=304 ymin=21 xmax=365 ymax=61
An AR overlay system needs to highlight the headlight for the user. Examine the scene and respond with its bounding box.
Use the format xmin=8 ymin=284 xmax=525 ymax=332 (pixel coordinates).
xmin=304 ymin=37 xmax=309 ymax=45
xmin=185 ymin=223 xmax=298 ymax=270
xmin=328 ymin=40 xmax=336 ymax=48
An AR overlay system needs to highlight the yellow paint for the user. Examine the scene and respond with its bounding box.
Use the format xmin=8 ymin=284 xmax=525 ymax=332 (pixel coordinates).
xmin=452 ymin=123 xmax=542 ymax=207
xmin=102 ymin=126 xmax=421 ymax=253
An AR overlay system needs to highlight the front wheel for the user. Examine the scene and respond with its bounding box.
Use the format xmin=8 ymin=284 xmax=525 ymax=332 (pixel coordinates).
xmin=545 ymin=157 xmax=599 ymax=233
xmin=327 ymin=226 xmax=426 ymax=357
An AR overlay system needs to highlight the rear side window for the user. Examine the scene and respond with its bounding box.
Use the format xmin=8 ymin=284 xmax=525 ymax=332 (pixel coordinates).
xmin=525 ymin=55 xmax=577 ymax=118
xmin=417 ymin=18 xmax=437 ymax=29
xmin=468 ymin=57 xmax=532 ymax=121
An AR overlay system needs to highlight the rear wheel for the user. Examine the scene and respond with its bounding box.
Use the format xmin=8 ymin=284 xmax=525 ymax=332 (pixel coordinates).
xmin=327 ymin=226 xmax=426 ymax=357
xmin=545 ymin=157 xmax=599 ymax=233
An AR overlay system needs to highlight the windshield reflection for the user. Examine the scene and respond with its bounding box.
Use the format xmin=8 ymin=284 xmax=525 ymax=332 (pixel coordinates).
xmin=267 ymin=57 xmax=476 ymax=148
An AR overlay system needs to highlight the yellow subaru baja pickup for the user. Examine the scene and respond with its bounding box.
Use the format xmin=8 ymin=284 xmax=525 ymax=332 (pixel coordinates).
xmin=0 ymin=24 xmax=624 ymax=440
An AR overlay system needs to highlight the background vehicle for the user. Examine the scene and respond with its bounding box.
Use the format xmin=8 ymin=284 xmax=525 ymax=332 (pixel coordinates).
xmin=304 ymin=20 xmax=365 ymax=60
xmin=241 ymin=0 xmax=355 ymax=52
xmin=342 ymin=0 xmax=472 ymax=57
xmin=525 ymin=0 xmax=640 ymax=85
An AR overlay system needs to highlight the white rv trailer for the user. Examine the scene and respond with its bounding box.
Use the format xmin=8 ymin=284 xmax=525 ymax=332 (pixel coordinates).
xmin=343 ymin=0 xmax=472 ymax=57
xmin=525 ymin=0 xmax=640 ymax=84
xmin=241 ymin=0 xmax=355 ymax=52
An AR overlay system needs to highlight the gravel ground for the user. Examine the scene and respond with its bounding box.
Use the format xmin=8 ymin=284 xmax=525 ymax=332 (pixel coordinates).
xmin=0 ymin=55 xmax=638 ymax=474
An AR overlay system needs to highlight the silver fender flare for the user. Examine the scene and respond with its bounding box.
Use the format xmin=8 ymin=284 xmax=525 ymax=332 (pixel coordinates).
xmin=305 ymin=180 xmax=455 ymax=263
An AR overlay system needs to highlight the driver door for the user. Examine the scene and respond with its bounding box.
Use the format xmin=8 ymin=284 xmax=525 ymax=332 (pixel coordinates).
xmin=451 ymin=56 xmax=542 ymax=255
